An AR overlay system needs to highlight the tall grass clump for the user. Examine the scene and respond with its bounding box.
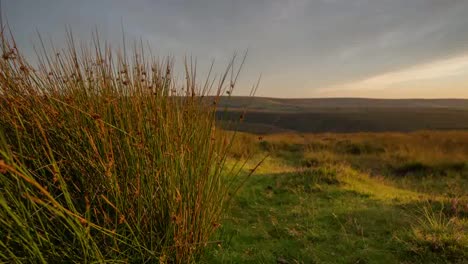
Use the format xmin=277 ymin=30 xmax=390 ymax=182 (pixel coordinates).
xmin=406 ymin=203 xmax=468 ymax=262
xmin=0 ymin=27 xmax=252 ymax=263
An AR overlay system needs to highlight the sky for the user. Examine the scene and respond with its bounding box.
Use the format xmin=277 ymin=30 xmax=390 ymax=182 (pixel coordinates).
xmin=5 ymin=0 xmax=468 ymax=98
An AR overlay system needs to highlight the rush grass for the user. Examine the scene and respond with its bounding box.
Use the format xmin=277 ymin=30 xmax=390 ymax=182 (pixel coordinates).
xmin=0 ymin=28 xmax=250 ymax=263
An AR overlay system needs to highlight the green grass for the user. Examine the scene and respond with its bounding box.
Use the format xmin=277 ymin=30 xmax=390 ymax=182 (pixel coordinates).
xmin=202 ymin=133 xmax=468 ymax=263
xmin=407 ymin=204 xmax=468 ymax=263
xmin=203 ymin=163 xmax=407 ymax=263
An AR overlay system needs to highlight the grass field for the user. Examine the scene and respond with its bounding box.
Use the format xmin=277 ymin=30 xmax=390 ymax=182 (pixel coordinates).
xmin=203 ymin=131 xmax=468 ymax=263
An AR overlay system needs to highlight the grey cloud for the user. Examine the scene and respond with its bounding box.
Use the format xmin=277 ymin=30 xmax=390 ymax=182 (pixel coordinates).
xmin=4 ymin=0 xmax=468 ymax=97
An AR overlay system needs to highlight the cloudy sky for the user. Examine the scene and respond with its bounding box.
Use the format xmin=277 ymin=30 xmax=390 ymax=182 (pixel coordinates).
xmin=5 ymin=0 xmax=468 ymax=98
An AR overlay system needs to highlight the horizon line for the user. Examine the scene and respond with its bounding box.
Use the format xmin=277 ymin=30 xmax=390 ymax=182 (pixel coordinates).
xmin=223 ymin=95 xmax=468 ymax=100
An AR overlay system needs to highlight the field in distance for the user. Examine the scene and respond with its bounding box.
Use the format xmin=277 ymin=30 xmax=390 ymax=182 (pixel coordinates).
xmin=217 ymin=97 xmax=468 ymax=133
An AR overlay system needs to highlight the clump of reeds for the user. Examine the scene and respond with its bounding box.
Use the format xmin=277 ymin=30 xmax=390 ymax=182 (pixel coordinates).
xmin=0 ymin=27 xmax=253 ymax=263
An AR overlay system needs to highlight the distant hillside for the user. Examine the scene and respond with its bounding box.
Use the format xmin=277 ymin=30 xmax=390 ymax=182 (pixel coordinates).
xmin=217 ymin=97 xmax=468 ymax=112
xmin=216 ymin=97 xmax=468 ymax=133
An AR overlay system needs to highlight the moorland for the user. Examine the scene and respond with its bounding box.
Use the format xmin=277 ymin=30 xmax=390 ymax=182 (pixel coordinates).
xmin=0 ymin=28 xmax=467 ymax=263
